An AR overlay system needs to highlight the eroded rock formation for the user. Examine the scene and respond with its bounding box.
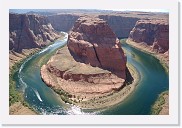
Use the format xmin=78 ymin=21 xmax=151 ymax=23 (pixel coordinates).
xmin=41 ymin=16 xmax=127 ymax=103
xmin=47 ymin=12 xmax=168 ymax=38
xmin=47 ymin=14 xmax=139 ymax=38
xmin=128 ymin=19 xmax=169 ymax=53
xmin=68 ymin=16 xmax=127 ymax=78
xmin=9 ymin=13 xmax=60 ymax=52
xmin=9 ymin=13 xmax=61 ymax=69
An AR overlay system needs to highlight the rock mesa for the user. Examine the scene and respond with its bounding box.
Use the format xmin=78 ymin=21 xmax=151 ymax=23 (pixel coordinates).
xmin=41 ymin=16 xmax=127 ymax=103
xmin=68 ymin=16 xmax=127 ymax=79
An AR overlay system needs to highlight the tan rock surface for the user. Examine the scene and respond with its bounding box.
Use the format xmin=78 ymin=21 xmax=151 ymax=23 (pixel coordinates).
xmin=159 ymin=93 xmax=169 ymax=115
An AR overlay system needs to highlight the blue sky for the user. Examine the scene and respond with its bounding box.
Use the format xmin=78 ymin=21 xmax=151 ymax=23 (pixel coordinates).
xmin=112 ymin=9 xmax=168 ymax=12
xmin=10 ymin=9 xmax=168 ymax=14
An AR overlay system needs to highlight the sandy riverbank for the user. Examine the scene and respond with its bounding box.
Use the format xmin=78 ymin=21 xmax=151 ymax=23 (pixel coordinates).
xmin=41 ymin=44 xmax=140 ymax=110
xmin=73 ymin=63 xmax=140 ymax=109
xmin=151 ymin=91 xmax=169 ymax=115
xmin=9 ymin=102 xmax=37 ymax=115
xmin=9 ymin=48 xmax=40 ymax=115
xmin=44 ymin=62 xmax=140 ymax=110
xmin=9 ymin=48 xmax=40 ymax=70
xmin=9 ymin=33 xmax=66 ymax=115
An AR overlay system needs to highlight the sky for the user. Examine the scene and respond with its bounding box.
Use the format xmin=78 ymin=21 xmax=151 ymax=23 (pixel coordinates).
xmin=112 ymin=9 xmax=168 ymax=13
xmin=10 ymin=9 xmax=168 ymax=14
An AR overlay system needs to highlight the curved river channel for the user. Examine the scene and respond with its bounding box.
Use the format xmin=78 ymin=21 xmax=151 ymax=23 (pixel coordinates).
xmin=13 ymin=33 xmax=169 ymax=115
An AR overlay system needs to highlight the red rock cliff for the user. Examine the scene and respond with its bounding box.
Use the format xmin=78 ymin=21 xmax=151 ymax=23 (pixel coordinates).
xmin=9 ymin=13 xmax=60 ymax=52
xmin=128 ymin=19 xmax=169 ymax=53
xmin=40 ymin=16 xmax=129 ymax=105
xmin=47 ymin=12 xmax=168 ymax=38
xmin=67 ymin=16 xmax=127 ymax=79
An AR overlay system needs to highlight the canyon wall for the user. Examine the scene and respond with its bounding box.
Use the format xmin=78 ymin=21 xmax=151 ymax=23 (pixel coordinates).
xmin=9 ymin=13 xmax=62 ymax=69
xmin=47 ymin=14 xmax=80 ymax=32
xmin=47 ymin=14 xmax=139 ymax=38
xmin=9 ymin=13 xmax=60 ymax=53
xmin=98 ymin=15 xmax=139 ymax=38
xmin=47 ymin=12 xmax=168 ymax=38
xmin=128 ymin=19 xmax=169 ymax=53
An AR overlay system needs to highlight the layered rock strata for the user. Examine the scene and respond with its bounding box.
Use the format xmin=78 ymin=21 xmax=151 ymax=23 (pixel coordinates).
xmin=128 ymin=19 xmax=169 ymax=53
xmin=41 ymin=46 xmax=125 ymax=100
xmin=127 ymin=19 xmax=169 ymax=68
xmin=9 ymin=13 xmax=60 ymax=52
xmin=67 ymin=16 xmax=127 ymax=79
xmin=41 ymin=16 xmax=128 ymax=105
xmin=47 ymin=14 xmax=139 ymax=38
xmin=47 ymin=12 xmax=168 ymax=38
xmin=9 ymin=13 xmax=61 ymax=69
xmin=47 ymin=14 xmax=79 ymax=32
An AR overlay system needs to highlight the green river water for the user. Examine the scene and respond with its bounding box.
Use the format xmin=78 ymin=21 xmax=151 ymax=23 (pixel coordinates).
xmin=13 ymin=33 xmax=169 ymax=115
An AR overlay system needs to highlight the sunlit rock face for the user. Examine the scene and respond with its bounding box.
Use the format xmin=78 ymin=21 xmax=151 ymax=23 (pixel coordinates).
xmin=9 ymin=13 xmax=60 ymax=52
xmin=67 ymin=16 xmax=127 ymax=79
xmin=128 ymin=19 xmax=169 ymax=53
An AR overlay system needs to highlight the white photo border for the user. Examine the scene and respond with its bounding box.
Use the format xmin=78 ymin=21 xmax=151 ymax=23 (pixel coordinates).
xmin=0 ymin=0 xmax=179 ymax=125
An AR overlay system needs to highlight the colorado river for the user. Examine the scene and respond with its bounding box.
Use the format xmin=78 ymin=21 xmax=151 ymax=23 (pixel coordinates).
xmin=13 ymin=34 xmax=169 ymax=115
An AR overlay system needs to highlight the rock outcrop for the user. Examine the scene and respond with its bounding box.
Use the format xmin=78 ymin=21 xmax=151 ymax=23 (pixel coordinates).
xmin=9 ymin=13 xmax=62 ymax=69
xmin=67 ymin=16 xmax=127 ymax=79
xmin=9 ymin=13 xmax=60 ymax=53
xmin=41 ymin=46 xmax=126 ymax=98
xmin=46 ymin=12 xmax=168 ymax=38
xmin=47 ymin=14 xmax=139 ymax=38
xmin=41 ymin=16 xmax=128 ymax=106
xmin=128 ymin=19 xmax=169 ymax=53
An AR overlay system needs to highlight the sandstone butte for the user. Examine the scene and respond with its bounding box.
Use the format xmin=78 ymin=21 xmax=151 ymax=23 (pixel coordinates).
xmin=41 ymin=16 xmax=131 ymax=108
xmin=127 ymin=19 xmax=169 ymax=67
